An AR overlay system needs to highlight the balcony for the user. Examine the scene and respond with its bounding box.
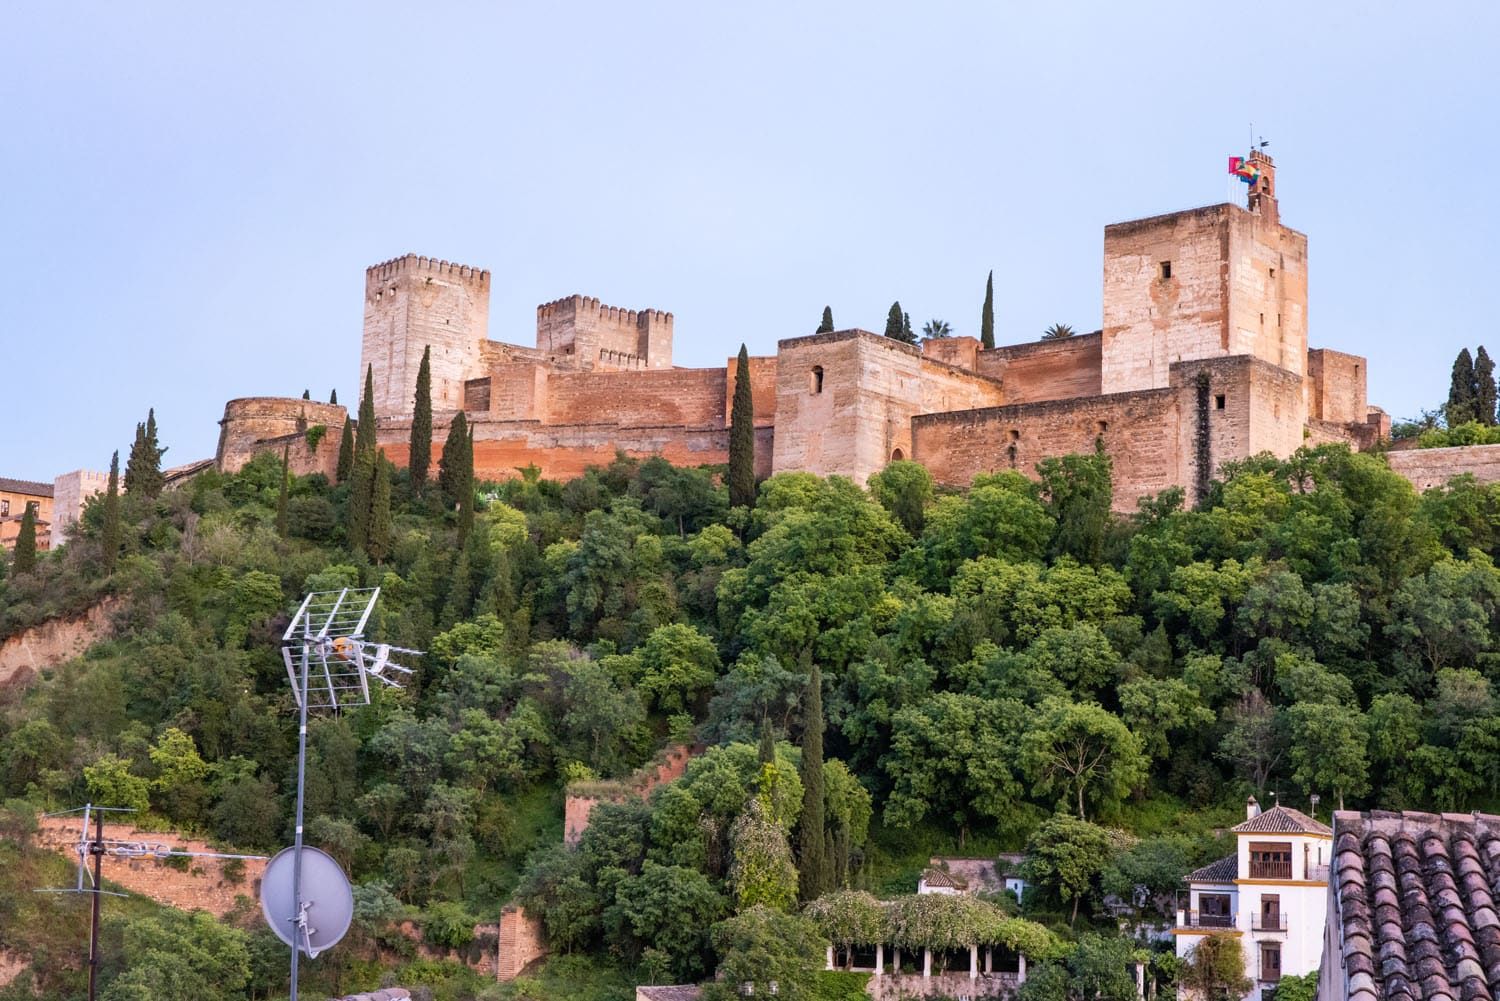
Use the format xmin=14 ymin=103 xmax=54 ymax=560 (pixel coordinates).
xmin=1252 ymin=914 xmax=1287 ymax=932
xmin=1248 ymin=861 xmax=1292 ymax=880
xmin=1180 ymin=911 xmax=1235 ymax=929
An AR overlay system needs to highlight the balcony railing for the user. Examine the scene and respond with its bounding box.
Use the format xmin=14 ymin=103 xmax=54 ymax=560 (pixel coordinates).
xmin=1252 ymin=914 xmax=1287 ymax=932
xmin=1181 ymin=911 xmax=1235 ymax=929
xmin=1248 ymin=861 xmax=1292 ymax=879
xmin=1307 ymin=864 xmax=1330 ymax=881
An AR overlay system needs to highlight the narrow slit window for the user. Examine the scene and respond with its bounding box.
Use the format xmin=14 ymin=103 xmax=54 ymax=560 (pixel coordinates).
xmin=1160 ymin=261 xmax=1172 ymax=280
xmin=1215 ymin=394 xmax=1226 ymax=410
xmin=811 ymin=366 xmax=824 ymax=394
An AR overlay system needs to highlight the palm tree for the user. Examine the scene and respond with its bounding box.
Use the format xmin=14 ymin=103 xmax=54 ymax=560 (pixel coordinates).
xmin=1041 ymin=322 xmax=1076 ymax=340
xmin=921 ymin=318 xmax=953 ymax=340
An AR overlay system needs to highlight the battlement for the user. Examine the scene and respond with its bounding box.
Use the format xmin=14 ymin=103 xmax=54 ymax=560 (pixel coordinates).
xmin=536 ymin=295 xmax=673 ymax=326
xmin=365 ymin=254 xmax=491 ymax=292
xmin=536 ymin=294 xmax=673 ymax=368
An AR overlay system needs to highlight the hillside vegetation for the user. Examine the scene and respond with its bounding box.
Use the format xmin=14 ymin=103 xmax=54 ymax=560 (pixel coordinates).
xmin=4 ymin=439 xmax=1500 ymax=1000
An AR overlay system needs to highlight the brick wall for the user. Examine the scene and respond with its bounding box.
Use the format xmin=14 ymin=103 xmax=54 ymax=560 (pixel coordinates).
xmin=724 ymin=354 xmax=779 ymax=427
xmin=544 ymin=368 xmax=727 ymax=429
xmin=922 ymin=336 xmax=979 ymax=371
xmin=1387 ymin=445 xmax=1500 ymax=492
xmin=977 ymin=333 xmax=1102 ymax=404
xmin=215 ymin=398 xmax=347 ymax=478
xmin=496 ymin=906 xmax=547 ymax=981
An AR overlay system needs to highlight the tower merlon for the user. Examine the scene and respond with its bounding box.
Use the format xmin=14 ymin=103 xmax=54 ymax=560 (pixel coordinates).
xmin=365 ymin=254 xmax=491 ymax=294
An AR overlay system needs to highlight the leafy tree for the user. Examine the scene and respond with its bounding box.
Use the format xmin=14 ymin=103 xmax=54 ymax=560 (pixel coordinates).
xmin=884 ymin=301 xmax=916 ymax=344
xmin=608 ymin=861 xmax=726 ymax=980
xmin=367 ymin=451 xmax=393 ymax=562
xmin=124 ymin=408 xmax=166 ymax=498
xmin=100 ymin=911 xmax=251 ymax=1001
xmin=798 ymin=657 xmax=828 ymax=900
xmin=730 ymin=343 xmax=757 ymax=509
xmin=1179 ymin=932 xmax=1252 ymax=1001
xmin=1119 ymin=677 xmax=1214 ymax=763
xmin=1021 ymin=812 xmax=1116 ymax=924
xmin=980 ymin=270 xmax=995 ymax=349
xmin=1276 ymin=971 xmax=1319 ymax=1001
xmin=921 ymin=318 xmax=952 ymax=340
xmin=1021 ymin=697 xmax=1147 ymax=819
xmin=1037 ymin=447 xmax=1113 ymax=564
xmin=637 ymin=623 xmax=721 ymax=714
xmin=869 ymin=460 xmax=934 ymax=537
xmin=728 ymin=798 xmax=798 ymax=911
xmin=1477 ymin=346 xmax=1498 ymax=426
xmin=1449 ymin=347 xmax=1478 ymax=426
xmin=84 ymin=753 xmax=150 ymax=813
xmin=11 ymin=506 xmax=36 ymax=575
xmin=100 ymin=450 xmax=121 ymax=574
xmin=1041 ymin=322 xmax=1075 ymax=340
xmin=410 ymin=344 xmax=433 ymax=493
xmin=1218 ymin=688 xmax=1286 ymax=794
xmin=1069 ymin=933 xmax=1141 ymax=1001
xmin=1287 ymin=700 xmax=1369 ymax=809
xmin=704 ymin=905 xmax=827 ymax=1001
xmin=817 ymin=307 xmax=834 ymax=334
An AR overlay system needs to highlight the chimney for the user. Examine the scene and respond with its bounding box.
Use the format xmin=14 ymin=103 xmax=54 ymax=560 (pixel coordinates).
xmin=1247 ymin=795 xmax=1261 ymax=821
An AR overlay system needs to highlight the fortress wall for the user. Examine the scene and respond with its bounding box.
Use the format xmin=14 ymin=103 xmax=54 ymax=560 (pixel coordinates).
xmin=977 ymin=332 xmax=1102 ymax=404
xmin=922 ymin=336 xmax=979 ymax=371
xmin=216 ymin=398 xmax=347 ymax=478
xmin=918 ymin=355 xmax=1007 ymax=415
xmin=536 ymin=296 xmax=674 ymax=369
xmin=543 ymin=368 xmax=727 ymax=429
xmin=363 ymin=256 xmax=490 ymax=415
xmin=1387 ymin=445 xmax=1500 ymax=493
xmin=1307 ymin=348 xmax=1368 ymax=424
xmin=912 ymin=387 xmax=1183 ymax=511
xmin=1228 ymin=210 xmax=1307 ymax=377
xmin=724 ymin=354 xmax=779 ymax=426
xmin=486 ymin=362 xmax=550 ymax=421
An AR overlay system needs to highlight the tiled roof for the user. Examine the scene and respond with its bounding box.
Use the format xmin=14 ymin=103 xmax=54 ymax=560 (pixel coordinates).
xmin=1232 ymin=805 xmax=1332 ymax=835
xmin=636 ymin=988 xmax=702 ymax=1001
xmin=921 ymin=867 xmax=968 ymax=890
xmin=332 ymin=991 xmax=411 ymax=1001
xmin=0 ymin=477 xmax=52 ymax=497
xmin=1331 ymin=810 xmax=1500 ymax=1001
xmin=1186 ymin=854 xmax=1238 ymax=883
xmin=926 ymin=857 xmax=1004 ymax=893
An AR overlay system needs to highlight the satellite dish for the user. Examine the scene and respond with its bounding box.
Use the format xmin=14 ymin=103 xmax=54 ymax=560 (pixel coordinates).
xmin=260 ymin=846 xmax=354 ymax=958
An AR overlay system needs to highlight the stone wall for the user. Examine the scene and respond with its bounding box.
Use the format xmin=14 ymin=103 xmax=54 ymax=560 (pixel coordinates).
xmin=724 ymin=354 xmax=779 ymax=427
xmin=921 ymin=336 xmax=980 ymax=371
xmin=1307 ymin=348 xmax=1368 ymax=424
xmin=363 ymin=256 xmax=491 ymax=414
xmin=563 ymin=744 xmax=701 ymax=846
xmin=543 ymin=368 xmax=726 ymax=429
xmin=496 ymin=906 xmax=547 ymax=981
xmin=977 ymin=333 xmax=1102 ymax=404
xmin=216 ymin=398 xmax=347 ymax=478
xmin=1386 ymin=444 xmax=1500 ymax=492
xmin=535 ymin=295 xmax=673 ymax=370
xmin=51 ymin=469 xmax=109 ymax=542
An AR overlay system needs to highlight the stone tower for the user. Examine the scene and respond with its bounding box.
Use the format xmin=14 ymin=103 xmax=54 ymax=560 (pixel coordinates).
xmin=361 ymin=255 xmax=491 ymax=416
xmin=1099 ymin=151 xmax=1307 ymax=394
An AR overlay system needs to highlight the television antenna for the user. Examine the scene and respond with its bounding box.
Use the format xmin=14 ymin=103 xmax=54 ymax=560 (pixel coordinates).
xmin=36 ymin=803 xmax=265 ymax=1001
xmin=273 ymin=588 xmax=420 ymax=1000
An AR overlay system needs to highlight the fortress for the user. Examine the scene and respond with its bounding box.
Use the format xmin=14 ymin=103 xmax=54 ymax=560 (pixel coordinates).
xmin=216 ymin=152 xmax=1391 ymax=509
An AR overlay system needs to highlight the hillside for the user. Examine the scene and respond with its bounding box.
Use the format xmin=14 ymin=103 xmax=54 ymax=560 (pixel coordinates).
xmin=3 ymin=440 xmax=1499 ymax=1000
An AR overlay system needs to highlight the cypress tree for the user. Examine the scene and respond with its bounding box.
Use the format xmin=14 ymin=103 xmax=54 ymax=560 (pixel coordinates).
xmin=980 ymin=270 xmax=995 ymax=350
xmin=1449 ymin=348 xmax=1478 ymax=426
xmin=439 ymin=411 xmax=473 ymax=521
xmin=367 ymin=451 xmax=393 ymax=563
xmin=275 ymin=447 xmax=290 ymax=539
xmin=329 ymin=389 xmax=338 ymax=405
xmin=460 ymin=424 xmax=476 ymax=538
xmin=757 ymin=717 xmax=776 ymax=766
xmin=798 ymin=656 xmax=827 ymax=901
xmin=884 ymin=302 xmax=904 ymax=340
xmin=439 ymin=537 xmax=474 ymax=629
xmin=347 ymin=367 xmax=378 ymax=550
xmin=13 ymin=505 xmax=37 ymax=574
xmin=1477 ymin=347 xmax=1498 ymax=426
xmin=100 ymin=451 xmax=120 ymax=575
xmin=355 ymin=366 xmax=377 ymax=458
xmin=335 ymin=420 xmax=355 ymax=483
xmin=903 ymin=311 xmax=913 ymax=343
xmin=123 ymin=423 xmax=145 ymax=495
xmin=409 ymin=345 xmax=433 ymax=494
xmin=301 ymin=389 xmax=311 ymax=400
xmin=817 ymin=307 xmax=834 ymax=334
xmin=729 ymin=344 xmax=756 ymax=509
xmin=132 ymin=410 xmax=165 ymax=498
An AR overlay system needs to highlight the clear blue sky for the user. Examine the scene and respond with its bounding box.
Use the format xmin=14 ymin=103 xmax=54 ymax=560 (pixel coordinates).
xmin=4 ymin=1 xmax=1497 ymax=480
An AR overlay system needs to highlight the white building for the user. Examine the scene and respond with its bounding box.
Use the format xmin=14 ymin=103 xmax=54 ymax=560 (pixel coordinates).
xmin=1174 ymin=798 xmax=1332 ymax=1000
xmin=917 ymin=855 xmax=1028 ymax=901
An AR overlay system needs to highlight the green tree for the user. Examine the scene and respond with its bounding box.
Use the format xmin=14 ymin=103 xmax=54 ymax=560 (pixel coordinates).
xmin=1179 ymin=932 xmax=1252 ymax=1001
xmin=868 ymin=459 xmax=934 ymax=537
xmin=1041 ymin=322 xmax=1075 ymax=340
xmin=367 ymin=450 xmax=393 ymax=562
xmin=798 ymin=658 xmax=828 ymax=900
xmin=1449 ymin=347 xmax=1478 ymax=426
xmin=817 ymin=307 xmax=834 ymax=334
xmin=608 ymin=861 xmax=727 ymax=980
xmin=1477 ymin=346 xmax=1498 ymax=426
xmin=329 ymin=388 xmax=338 ymax=404
xmin=703 ymin=905 xmax=827 ymax=1001
xmin=638 ymin=623 xmax=721 ymax=714
xmin=274 ymin=447 xmax=290 ymax=539
xmin=1021 ymin=812 xmax=1115 ymax=925
xmin=84 ymin=753 xmax=151 ymax=813
xmin=439 ymin=410 xmax=474 ymax=530
xmin=730 ymin=343 xmax=757 ymax=509
xmin=124 ymin=408 xmax=166 ymax=498
xmin=921 ymin=318 xmax=952 ymax=340
xmin=1021 ymin=697 xmax=1147 ymax=819
xmin=1287 ymin=700 xmax=1369 ymax=809
xmin=728 ymin=798 xmax=798 ymax=911
xmin=12 ymin=505 xmax=37 ymax=575
xmin=410 ymin=344 xmax=433 ymax=493
xmin=347 ymin=365 xmax=378 ymax=549
xmin=100 ymin=450 xmax=121 ymax=574
xmin=335 ymin=417 xmax=355 ymax=483
xmin=100 ymin=911 xmax=251 ymax=1001
xmin=980 ymin=270 xmax=995 ymax=350
xmin=1037 ymin=447 xmax=1113 ymax=564
xmin=885 ymin=301 xmax=916 ymax=344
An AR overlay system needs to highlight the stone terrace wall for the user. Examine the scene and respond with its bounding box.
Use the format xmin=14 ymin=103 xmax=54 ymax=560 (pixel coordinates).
xmin=216 ymin=397 xmax=346 ymax=478
xmin=563 ymin=744 xmax=701 ymax=846
xmin=1387 ymin=445 xmax=1500 ymax=492
xmin=977 ymin=333 xmax=1102 ymax=404
xmin=543 ymin=368 xmax=726 ymax=429
xmin=496 ymin=906 xmax=546 ymax=981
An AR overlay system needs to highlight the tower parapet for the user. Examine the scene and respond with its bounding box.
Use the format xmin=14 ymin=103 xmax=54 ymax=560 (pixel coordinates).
xmin=536 ymin=295 xmax=673 ymax=370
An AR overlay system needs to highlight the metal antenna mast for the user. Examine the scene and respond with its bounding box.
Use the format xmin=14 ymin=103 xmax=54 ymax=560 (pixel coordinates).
xmin=36 ymin=803 xmax=265 ymax=1001
xmin=275 ymin=588 xmax=420 ymax=999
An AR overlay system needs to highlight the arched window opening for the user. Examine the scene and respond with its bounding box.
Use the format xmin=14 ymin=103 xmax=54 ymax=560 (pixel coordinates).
xmin=810 ymin=366 xmax=824 ymax=394
xmin=890 ymin=448 xmax=905 ymax=462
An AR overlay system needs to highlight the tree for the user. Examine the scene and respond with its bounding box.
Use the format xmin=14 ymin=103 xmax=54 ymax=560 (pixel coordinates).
xmin=275 ymin=447 xmax=290 ymax=539
xmin=869 ymin=460 xmax=934 ymax=537
xmin=1021 ymin=813 xmax=1115 ymax=924
xmin=804 ymin=890 xmax=884 ymax=967
xmin=921 ymin=318 xmax=952 ymax=340
xmin=367 ymin=451 xmax=393 ymax=562
xmin=124 ymin=408 xmax=166 ymax=498
xmin=1021 ymin=697 xmax=1147 ymax=820
xmin=12 ymin=505 xmax=37 ymax=575
xmin=1287 ymin=700 xmax=1369 ymax=809
xmin=798 ymin=657 xmax=828 ymax=900
xmin=980 ymin=270 xmax=995 ymax=350
xmin=410 ymin=344 xmax=433 ymax=493
xmin=1218 ymin=689 xmax=1287 ymax=794
xmin=329 ymin=388 xmax=338 ymax=404
xmin=1449 ymin=347 xmax=1478 ymax=426
xmin=348 ymin=366 xmax=378 ymax=549
xmin=703 ymin=905 xmax=827 ymax=1001
xmin=100 ymin=450 xmax=121 ymax=574
xmin=1179 ymin=933 xmax=1252 ymax=1001
xmin=638 ymin=623 xmax=721 ymax=714
xmin=439 ymin=410 xmax=474 ymax=527
xmin=1041 ymin=323 xmax=1075 ymax=340
xmin=1478 ymin=346 xmax=1498 ymax=426
xmin=729 ymin=343 xmax=757 ymax=509
xmin=728 ymin=798 xmax=798 ymax=911
xmin=608 ymin=861 xmax=726 ymax=980
xmin=335 ymin=418 xmax=355 ymax=483
xmin=1037 ymin=447 xmax=1113 ymax=564
xmin=817 ymin=307 xmax=834 ymax=334
xmin=885 ymin=301 xmax=916 ymax=344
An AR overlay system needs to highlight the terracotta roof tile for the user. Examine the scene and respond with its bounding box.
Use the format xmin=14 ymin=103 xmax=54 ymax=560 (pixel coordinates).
xmin=0 ymin=477 xmax=52 ymax=497
xmin=636 ymin=988 xmax=702 ymax=1001
xmin=1232 ymin=804 xmax=1333 ymax=835
xmin=1186 ymin=854 xmax=1238 ymax=883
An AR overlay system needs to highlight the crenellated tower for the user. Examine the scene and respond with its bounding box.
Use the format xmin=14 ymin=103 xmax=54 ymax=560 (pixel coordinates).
xmin=361 ymin=255 xmax=491 ymax=416
xmin=535 ymin=295 xmax=673 ymax=370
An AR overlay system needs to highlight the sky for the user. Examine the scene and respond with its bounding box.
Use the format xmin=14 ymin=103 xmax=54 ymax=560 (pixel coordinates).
xmin=3 ymin=1 xmax=1498 ymax=480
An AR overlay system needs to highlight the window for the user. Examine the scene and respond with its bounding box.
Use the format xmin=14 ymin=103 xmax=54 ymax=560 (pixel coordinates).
xmin=1198 ymin=893 xmax=1232 ymax=928
xmin=890 ymin=448 xmax=905 ymax=462
xmin=1215 ymin=394 xmax=1226 ymax=410
xmin=810 ymin=366 xmax=824 ymax=394
xmin=1160 ymin=261 xmax=1172 ymax=280
xmin=1258 ymin=894 xmax=1282 ymax=930
xmin=0 ymin=500 xmax=8 ymax=516
xmin=1096 ymin=420 xmax=1108 ymax=434
xmin=1269 ymin=267 xmax=1276 ymax=279
xmin=1249 ymin=842 xmax=1292 ymax=879
xmin=1260 ymin=942 xmax=1282 ymax=982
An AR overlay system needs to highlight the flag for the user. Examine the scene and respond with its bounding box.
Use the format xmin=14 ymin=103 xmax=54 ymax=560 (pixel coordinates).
xmin=1229 ymin=155 xmax=1260 ymax=185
